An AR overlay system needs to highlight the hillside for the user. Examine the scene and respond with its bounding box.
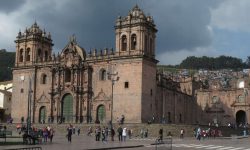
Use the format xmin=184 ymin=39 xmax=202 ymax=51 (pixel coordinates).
xmin=0 ymin=49 xmax=15 ymax=82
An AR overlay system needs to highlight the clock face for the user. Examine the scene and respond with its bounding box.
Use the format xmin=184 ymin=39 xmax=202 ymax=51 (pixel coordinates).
xmin=212 ymin=96 xmax=219 ymax=103
xmin=239 ymin=81 xmax=244 ymax=88
xmin=20 ymin=76 xmax=25 ymax=81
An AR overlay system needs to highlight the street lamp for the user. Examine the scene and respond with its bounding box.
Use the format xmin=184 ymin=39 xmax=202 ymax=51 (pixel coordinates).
xmin=244 ymin=88 xmax=248 ymax=126
xmin=27 ymin=77 xmax=33 ymax=135
xmin=107 ymin=71 xmax=119 ymax=129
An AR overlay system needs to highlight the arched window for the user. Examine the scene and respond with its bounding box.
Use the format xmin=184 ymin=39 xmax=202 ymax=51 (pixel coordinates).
xmin=131 ymin=34 xmax=137 ymax=50
xmin=44 ymin=51 xmax=48 ymax=61
xmin=38 ymin=49 xmax=42 ymax=61
xmin=97 ymin=105 xmax=106 ymax=123
xmin=65 ymin=68 xmax=71 ymax=82
xmin=168 ymin=112 xmax=171 ymax=123
xmin=41 ymin=74 xmax=47 ymax=84
xmin=179 ymin=114 xmax=182 ymax=123
xmin=26 ymin=48 xmax=31 ymax=62
xmin=149 ymin=38 xmax=153 ymax=54
xmin=99 ymin=69 xmax=106 ymax=81
xmin=121 ymin=35 xmax=127 ymax=51
xmin=144 ymin=35 xmax=148 ymax=52
xmin=19 ymin=49 xmax=24 ymax=62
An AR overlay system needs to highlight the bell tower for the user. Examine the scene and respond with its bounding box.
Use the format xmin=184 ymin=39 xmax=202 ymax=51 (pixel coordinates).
xmin=115 ymin=5 xmax=157 ymax=58
xmin=15 ymin=22 xmax=53 ymax=67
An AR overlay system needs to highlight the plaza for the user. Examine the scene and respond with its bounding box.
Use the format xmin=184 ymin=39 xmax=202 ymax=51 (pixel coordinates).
xmin=0 ymin=125 xmax=249 ymax=150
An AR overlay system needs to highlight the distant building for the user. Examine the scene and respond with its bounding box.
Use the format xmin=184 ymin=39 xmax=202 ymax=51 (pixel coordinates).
xmin=0 ymin=81 xmax=12 ymax=122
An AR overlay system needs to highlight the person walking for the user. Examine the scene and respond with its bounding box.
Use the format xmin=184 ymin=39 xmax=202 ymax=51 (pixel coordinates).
xmin=101 ymin=128 xmax=106 ymax=143
xmin=111 ymin=128 xmax=115 ymax=141
xmin=67 ymin=124 xmax=73 ymax=143
xmin=158 ymin=128 xmax=163 ymax=142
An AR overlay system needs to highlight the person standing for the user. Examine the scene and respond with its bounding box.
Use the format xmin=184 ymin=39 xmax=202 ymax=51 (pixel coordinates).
xmin=159 ymin=128 xmax=163 ymax=142
xmin=95 ymin=127 xmax=101 ymax=141
xmin=122 ymin=127 xmax=127 ymax=141
xmin=49 ymin=128 xmax=54 ymax=142
xmin=77 ymin=128 xmax=80 ymax=136
xmin=67 ymin=124 xmax=73 ymax=143
xmin=180 ymin=129 xmax=184 ymax=139
xmin=111 ymin=128 xmax=115 ymax=141
xmin=117 ymin=126 xmax=123 ymax=141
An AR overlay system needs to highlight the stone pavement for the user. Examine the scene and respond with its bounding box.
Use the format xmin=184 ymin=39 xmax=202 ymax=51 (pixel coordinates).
xmin=0 ymin=132 xmax=151 ymax=150
xmin=0 ymin=131 xmax=249 ymax=150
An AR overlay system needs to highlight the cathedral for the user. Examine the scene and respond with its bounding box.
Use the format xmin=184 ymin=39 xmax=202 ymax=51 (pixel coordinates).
xmin=12 ymin=5 xmax=249 ymax=126
xmin=11 ymin=5 xmax=250 ymax=125
xmin=12 ymin=5 xmax=162 ymax=124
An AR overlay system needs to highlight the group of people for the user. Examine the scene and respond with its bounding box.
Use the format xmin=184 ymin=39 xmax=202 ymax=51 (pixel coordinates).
xmin=93 ymin=126 xmax=131 ymax=142
xmin=194 ymin=127 xmax=222 ymax=140
xmin=21 ymin=125 xmax=55 ymax=144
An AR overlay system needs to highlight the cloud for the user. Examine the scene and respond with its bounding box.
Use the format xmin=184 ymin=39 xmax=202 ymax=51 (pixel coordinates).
xmin=145 ymin=0 xmax=221 ymax=54
xmin=0 ymin=0 xmax=237 ymax=65
xmin=211 ymin=0 xmax=250 ymax=32
xmin=0 ymin=0 xmax=26 ymax=13
xmin=158 ymin=46 xmax=218 ymax=65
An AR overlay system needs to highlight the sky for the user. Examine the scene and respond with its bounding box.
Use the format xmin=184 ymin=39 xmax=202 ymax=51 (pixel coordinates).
xmin=0 ymin=0 xmax=250 ymax=65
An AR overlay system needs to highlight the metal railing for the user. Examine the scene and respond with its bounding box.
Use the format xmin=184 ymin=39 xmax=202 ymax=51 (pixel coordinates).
xmin=155 ymin=137 xmax=172 ymax=150
xmin=4 ymin=147 xmax=42 ymax=150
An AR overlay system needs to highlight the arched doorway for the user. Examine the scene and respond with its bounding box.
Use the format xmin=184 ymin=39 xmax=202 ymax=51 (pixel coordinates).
xmin=62 ymin=94 xmax=73 ymax=123
xmin=96 ymin=105 xmax=105 ymax=123
xmin=236 ymin=110 xmax=246 ymax=126
xmin=39 ymin=106 xmax=46 ymax=123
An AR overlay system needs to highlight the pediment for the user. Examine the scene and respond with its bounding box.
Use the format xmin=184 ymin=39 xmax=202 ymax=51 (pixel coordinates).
xmin=37 ymin=92 xmax=50 ymax=103
xmin=93 ymin=89 xmax=110 ymax=101
xmin=231 ymin=101 xmax=250 ymax=107
xmin=60 ymin=35 xmax=86 ymax=61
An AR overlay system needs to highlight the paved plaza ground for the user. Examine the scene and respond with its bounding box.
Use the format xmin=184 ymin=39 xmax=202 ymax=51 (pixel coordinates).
xmin=0 ymin=130 xmax=249 ymax=150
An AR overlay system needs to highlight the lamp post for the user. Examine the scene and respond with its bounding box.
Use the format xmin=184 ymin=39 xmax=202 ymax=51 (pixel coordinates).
xmin=27 ymin=77 xmax=33 ymax=135
xmin=107 ymin=72 xmax=119 ymax=129
xmin=244 ymin=88 xmax=248 ymax=125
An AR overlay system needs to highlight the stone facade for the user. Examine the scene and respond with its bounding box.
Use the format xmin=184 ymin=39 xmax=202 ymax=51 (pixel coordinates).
xmin=12 ymin=5 xmax=168 ymax=124
xmin=12 ymin=5 xmax=249 ymax=126
xmin=195 ymin=71 xmax=250 ymax=126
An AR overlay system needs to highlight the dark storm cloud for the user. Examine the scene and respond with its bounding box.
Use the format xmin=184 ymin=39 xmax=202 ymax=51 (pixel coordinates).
xmin=18 ymin=0 xmax=222 ymax=54
xmin=0 ymin=0 xmax=26 ymax=13
xmin=24 ymin=0 xmax=136 ymax=52
xmin=146 ymin=0 xmax=222 ymax=53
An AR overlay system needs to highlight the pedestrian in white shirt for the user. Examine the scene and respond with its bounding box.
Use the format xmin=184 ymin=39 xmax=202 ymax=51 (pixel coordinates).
xmin=122 ymin=128 xmax=127 ymax=141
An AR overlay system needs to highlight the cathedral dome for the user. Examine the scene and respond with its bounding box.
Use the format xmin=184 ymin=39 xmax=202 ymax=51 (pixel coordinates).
xmin=129 ymin=5 xmax=146 ymax=19
xmin=27 ymin=22 xmax=43 ymax=34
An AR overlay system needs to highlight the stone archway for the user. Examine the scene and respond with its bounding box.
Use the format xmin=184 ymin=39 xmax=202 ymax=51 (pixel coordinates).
xmin=236 ymin=110 xmax=246 ymax=126
xmin=96 ymin=105 xmax=106 ymax=123
xmin=62 ymin=94 xmax=73 ymax=123
xmin=39 ymin=106 xmax=46 ymax=123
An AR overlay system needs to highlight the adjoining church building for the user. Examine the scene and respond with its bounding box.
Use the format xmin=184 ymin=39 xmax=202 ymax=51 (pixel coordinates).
xmin=11 ymin=5 xmax=195 ymax=124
